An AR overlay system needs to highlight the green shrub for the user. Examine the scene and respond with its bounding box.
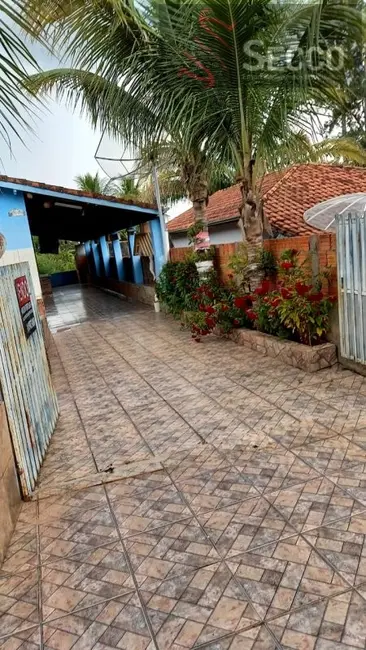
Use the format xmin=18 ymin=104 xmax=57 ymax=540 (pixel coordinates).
xmin=36 ymin=249 xmax=76 ymax=276
xmin=156 ymin=259 xmax=199 ymax=316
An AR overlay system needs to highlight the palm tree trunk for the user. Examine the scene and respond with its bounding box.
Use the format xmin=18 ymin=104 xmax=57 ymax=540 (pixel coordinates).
xmin=238 ymin=161 xmax=271 ymax=289
xmin=192 ymin=196 xmax=207 ymax=225
xmin=183 ymin=160 xmax=209 ymax=226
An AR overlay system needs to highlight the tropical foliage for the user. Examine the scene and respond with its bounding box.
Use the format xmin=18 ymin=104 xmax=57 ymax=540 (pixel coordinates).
xmin=74 ymin=172 xmax=111 ymax=194
xmin=155 ymin=259 xmax=199 ymax=316
xmin=20 ymin=0 xmax=366 ymax=287
xmin=157 ymin=247 xmax=336 ymax=345
xmin=248 ymin=250 xmax=336 ymax=344
xmin=0 ymin=0 xmax=41 ymax=145
xmin=33 ymin=238 xmax=76 ymax=275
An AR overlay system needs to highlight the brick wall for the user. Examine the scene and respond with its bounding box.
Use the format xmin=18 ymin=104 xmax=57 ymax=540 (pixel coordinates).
xmin=264 ymin=233 xmax=337 ymax=295
xmin=170 ymin=244 xmax=237 ymax=282
xmin=170 ymin=232 xmax=338 ymax=294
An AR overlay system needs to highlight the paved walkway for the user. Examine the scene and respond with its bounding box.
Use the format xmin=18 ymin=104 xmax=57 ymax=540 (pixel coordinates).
xmin=2 ymin=286 xmax=366 ymax=650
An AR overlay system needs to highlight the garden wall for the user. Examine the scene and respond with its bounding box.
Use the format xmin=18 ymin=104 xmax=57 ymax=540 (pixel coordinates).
xmin=170 ymin=232 xmax=337 ymax=294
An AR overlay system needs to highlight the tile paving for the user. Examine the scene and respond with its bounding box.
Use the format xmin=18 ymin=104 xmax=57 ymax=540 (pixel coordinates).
xmin=2 ymin=286 xmax=366 ymax=648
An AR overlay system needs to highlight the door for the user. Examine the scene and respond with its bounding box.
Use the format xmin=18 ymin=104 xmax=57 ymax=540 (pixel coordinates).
xmin=0 ymin=262 xmax=58 ymax=498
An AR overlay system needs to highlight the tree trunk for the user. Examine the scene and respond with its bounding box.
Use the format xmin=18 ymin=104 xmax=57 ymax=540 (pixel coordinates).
xmin=238 ymin=166 xmax=272 ymax=289
xmin=192 ymin=196 xmax=207 ymax=225
xmin=182 ymin=160 xmax=209 ymax=225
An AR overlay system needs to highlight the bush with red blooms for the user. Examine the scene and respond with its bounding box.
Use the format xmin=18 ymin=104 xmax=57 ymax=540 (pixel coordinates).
xmin=187 ymin=271 xmax=253 ymax=341
xmin=248 ymin=250 xmax=336 ymax=345
xmin=177 ymin=250 xmax=336 ymax=345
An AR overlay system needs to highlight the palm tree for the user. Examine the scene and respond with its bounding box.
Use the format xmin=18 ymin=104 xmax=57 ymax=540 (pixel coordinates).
xmin=136 ymin=136 xmax=236 ymax=220
xmin=22 ymin=0 xmax=365 ymax=282
xmin=0 ymin=0 xmax=42 ymax=146
xmin=74 ymin=172 xmax=110 ymax=194
xmin=20 ymin=0 xmax=236 ymax=226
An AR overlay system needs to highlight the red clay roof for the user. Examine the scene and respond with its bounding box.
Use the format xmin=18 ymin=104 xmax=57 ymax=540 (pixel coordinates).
xmin=167 ymin=164 xmax=366 ymax=236
xmin=0 ymin=175 xmax=157 ymax=211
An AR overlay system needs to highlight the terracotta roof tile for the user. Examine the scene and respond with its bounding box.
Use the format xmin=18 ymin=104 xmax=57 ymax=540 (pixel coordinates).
xmin=0 ymin=175 xmax=157 ymax=211
xmin=167 ymin=163 xmax=366 ymax=236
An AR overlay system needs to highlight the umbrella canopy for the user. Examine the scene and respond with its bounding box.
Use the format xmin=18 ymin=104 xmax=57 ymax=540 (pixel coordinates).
xmin=304 ymin=193 xmax=366 ymax=232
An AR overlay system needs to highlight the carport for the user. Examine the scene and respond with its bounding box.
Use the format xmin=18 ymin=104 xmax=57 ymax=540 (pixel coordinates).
xmin=0 ymin=175 xmax=164 ymax=304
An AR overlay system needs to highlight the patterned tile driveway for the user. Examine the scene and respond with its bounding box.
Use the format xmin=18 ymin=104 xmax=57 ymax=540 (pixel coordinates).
xmin=2 ymin=286 xmax=366 ymax=650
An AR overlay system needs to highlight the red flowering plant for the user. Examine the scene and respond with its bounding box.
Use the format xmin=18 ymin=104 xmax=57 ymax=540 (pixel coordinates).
xmin=250 ymin=250 xmax=336 ymax=345
xmin=187 ymin=271 xmax=252 ymax=341
xmin=248 ymin=281 xmax=290 ymax=338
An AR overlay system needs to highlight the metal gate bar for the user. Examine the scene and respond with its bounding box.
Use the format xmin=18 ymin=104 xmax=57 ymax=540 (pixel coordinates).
xmin=337 ymin=212 xmax=366 ymax=364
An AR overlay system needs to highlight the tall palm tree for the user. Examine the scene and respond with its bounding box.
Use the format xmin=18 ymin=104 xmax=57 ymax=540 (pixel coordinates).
xmin=20 ymin=0 xmax=236 ymax=226
xmin=22 ymin=0 xmax=366 ymax=282
xmin=137 ymin=136 xmax=236 ymax=220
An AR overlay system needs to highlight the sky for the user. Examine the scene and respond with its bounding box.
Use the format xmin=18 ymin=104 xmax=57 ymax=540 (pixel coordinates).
xmin=0 ymin=40 xmax=189 ymax=219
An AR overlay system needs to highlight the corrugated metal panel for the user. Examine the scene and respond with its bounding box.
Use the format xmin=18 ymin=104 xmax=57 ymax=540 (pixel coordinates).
xmin=0 ymin=262 xmax=58 ymax=498
xmin=336 ymin=212 xmax=366 ymax=364
xmin=134 ymin=233 xmax=154 ymax=257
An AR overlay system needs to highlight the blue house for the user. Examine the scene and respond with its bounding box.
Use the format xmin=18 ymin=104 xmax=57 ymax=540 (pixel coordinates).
xmin=0 ymin=176 xmax=165 ymax=304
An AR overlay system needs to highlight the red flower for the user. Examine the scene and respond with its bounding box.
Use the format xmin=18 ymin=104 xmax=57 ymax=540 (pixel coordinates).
xmin=308 ymin=292 xmax=323 ymax=302
xmin=262 ymin=280 xmax=271 ymax=293
xmin=233 ymin=318 xmax=240 ymax=326
xmin=281 ymin=261 xmax=293 ymax=270
xmin=205 ymin=305 xmax=215 ymax=314
xmin=198 ymin=304 xmax=205 ymax=311
xmin=246 ymin=309 xmax=256 ymax=321
xmin=281 ymin=287 xmax=292 ymax=299
xmin=234 ymin=296 xmax=248 ymax=310
xmin=205 ymin=317 xmax=216 ymax=329
xmin=271 ymin=297 xmax=281 ymax=307
xmin=221 ymin=303 xmax=229 ymax=312
xmin=295 ymin=282 xmax=312 ymax=296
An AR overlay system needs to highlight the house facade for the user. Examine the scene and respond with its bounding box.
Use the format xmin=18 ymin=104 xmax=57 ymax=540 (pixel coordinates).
xmin=167 ymin=164 xmax=366 ymax=247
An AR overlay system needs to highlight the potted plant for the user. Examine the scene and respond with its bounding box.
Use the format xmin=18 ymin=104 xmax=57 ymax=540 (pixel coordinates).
xmin=194 ymin=246 xmax=215 ymax=276
xmin=187 ymin=221 xmax=214 ymax=276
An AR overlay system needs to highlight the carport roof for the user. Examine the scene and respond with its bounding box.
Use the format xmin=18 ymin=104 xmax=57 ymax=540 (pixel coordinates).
xmin=0 ymin=175 xmax=159 ymax=242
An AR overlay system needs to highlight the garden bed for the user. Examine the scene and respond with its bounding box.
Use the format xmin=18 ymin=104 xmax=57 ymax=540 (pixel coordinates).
xmin=229 ymin=327 xmax=337 ymax=372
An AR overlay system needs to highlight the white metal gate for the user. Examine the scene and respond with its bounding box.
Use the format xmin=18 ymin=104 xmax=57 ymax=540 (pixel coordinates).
xmin=0 ymin=262 xmax=58 ymax=498
xmin=336 ymin=212 xmax=366 ymax=363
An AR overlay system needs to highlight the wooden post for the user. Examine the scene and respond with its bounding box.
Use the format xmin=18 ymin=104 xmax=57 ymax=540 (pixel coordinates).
xmin=309 ymin=234 xmax=320 ymax=287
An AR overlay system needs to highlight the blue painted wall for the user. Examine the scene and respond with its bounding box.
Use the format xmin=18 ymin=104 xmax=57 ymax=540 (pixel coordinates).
xmin=112 ymin=234 xmax=125 ymax=281
xmin=149 ymin=218 xmax=165 ymax=278
xmin=99 ymin=235 xmax=110 ymax=276
xmin=128 ymin=232 xmax=143 ymax=284
xmin=0 ymin=189 xmax=32 ymax=250
xmin=91 ymin=241 xmax=102 ymax=277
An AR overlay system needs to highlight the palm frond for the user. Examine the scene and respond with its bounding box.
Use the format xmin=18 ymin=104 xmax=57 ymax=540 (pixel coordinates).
xmin=0 ymin=0 xmax=44 ymax=146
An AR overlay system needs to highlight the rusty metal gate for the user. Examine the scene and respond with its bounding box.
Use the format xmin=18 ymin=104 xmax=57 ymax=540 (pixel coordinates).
xmin=0 ymin=262 xmax=58 ymax=497
xmin=336 ymin=212 xmax=366 ymax=363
